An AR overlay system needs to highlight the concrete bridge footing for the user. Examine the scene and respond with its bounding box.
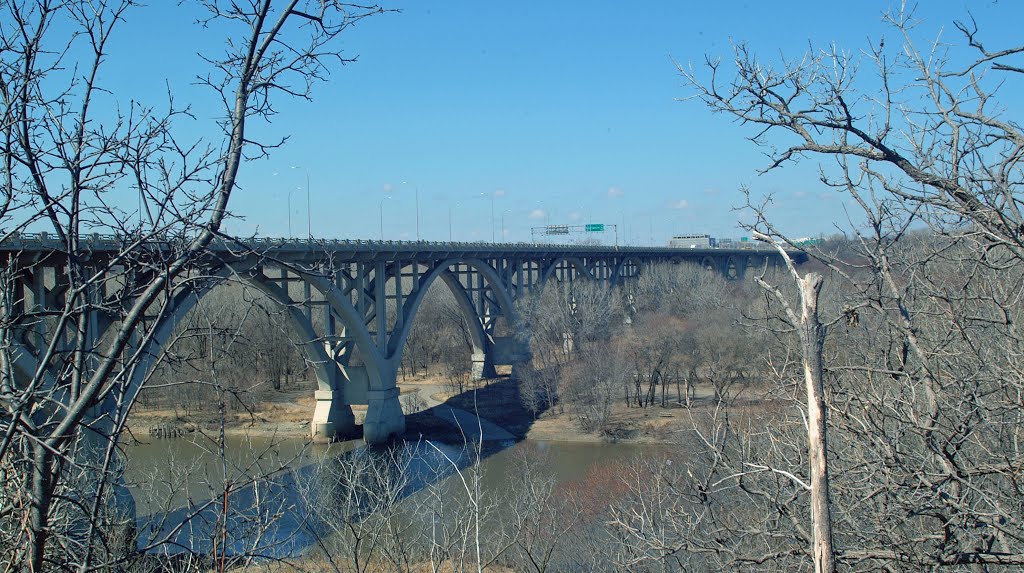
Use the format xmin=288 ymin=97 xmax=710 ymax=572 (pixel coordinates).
xmin=363 ymin=388 xmax=406 ymax=444
xmin=471 ymin=350 xmax=497 ymax=380
xmin=310 ymin=389 xmax=356 ymax=443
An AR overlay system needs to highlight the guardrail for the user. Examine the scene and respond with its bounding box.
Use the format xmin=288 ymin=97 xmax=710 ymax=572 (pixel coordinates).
xmin=0 ymin=232 xmax=786 ymax=254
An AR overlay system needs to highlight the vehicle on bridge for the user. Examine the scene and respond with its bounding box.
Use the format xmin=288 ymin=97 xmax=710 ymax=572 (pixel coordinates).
xmin=669 ymin=233 xmax=715 ymax=248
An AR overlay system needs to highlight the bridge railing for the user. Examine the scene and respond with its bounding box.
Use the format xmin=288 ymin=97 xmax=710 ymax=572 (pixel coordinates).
xmin=1 ymin=231 xmax=786 ymax=254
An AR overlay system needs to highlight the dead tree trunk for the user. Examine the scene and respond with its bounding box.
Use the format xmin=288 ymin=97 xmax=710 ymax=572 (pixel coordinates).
xmin=798 ymin=272 xmax=834 ymax=573
xmin=754 ymin=231 xmax=835 ymax=573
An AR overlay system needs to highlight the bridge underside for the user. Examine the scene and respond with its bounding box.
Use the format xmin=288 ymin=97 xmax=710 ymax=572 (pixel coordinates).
xmin=4 ymin=241 xmax=788 ymax=444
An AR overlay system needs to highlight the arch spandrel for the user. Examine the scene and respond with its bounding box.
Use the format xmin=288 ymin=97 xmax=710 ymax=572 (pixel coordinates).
xmin=725 ymin=256 xmax=741 ymax=280
xmin=612 ymin=256 xmax=642 ymax=283
xmin=541 ymin=256 xmax=596 ymax=284
xmin=385 ymin=258 xmax=512 ymax=363
xmin=123 ymin=262 xmax=354 ymax=408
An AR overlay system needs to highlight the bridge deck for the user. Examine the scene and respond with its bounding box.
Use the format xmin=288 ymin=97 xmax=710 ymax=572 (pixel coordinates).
xmin=0 ymin=233 xmax=800 ymax=261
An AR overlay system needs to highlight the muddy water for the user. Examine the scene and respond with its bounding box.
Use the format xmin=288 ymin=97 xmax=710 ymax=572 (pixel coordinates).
xmin=123 ymin=433 xmax=663 ymax=555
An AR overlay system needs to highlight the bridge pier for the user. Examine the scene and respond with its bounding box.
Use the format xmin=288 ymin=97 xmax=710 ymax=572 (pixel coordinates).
xmin=361 ymin=360 xmax=405 ymax=444
xmin=470 ymin=350 xmax=497 ymax=380
xmin=364 ymin=388 xmax=405 ymax=444
xmin=310 ymin=389 xmax=356 ymax=443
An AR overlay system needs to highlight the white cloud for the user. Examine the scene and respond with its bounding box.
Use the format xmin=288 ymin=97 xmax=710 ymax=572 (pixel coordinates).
xmin=668 ymin=199 xmax=690 ymax=210
xmin=792 ymin=190 xmax=810 ymax=199
xmin=607 ymin=186 xmax=624 ymax=198
xmin=568 ymin=211 xmax=582 ymax=221
xmin=528 ymin=209 xmax=546 ymax=220
xmin=494 ymin=188 xmax=506 ymax=197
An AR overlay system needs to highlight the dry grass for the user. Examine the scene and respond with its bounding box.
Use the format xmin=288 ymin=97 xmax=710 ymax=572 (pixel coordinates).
xmin=526 ymin=384 xmax=791 ymax=445
xmin=128 ymin=369 xmax=790 ymax=448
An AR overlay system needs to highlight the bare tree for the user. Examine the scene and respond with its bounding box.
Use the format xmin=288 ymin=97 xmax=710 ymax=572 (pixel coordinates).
xmin=500 ymin=444 xmax=584 ymax=573
xmin=560 ymin=341 xmax=629 ymax=432
xmin=0 ymin=1 xmax=384 ymax=569
xmin=410 ymin=438 xmax=517 ymax=573
xmin=297 ymin=445 xmax=416 ymax=573
xmin=752 ymin=232 xmax=834 ymax=573
xmin=632 ymin=262 xmax=729 ymax=318
xmin=514 ymin=280 xmax=624 ymax=415
xmin=678 ymin=3 xmax=1024 ymax=569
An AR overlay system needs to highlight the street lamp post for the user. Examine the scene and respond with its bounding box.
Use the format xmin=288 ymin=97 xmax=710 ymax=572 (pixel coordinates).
xmin=501 ymin=209 xmax=511 ymax=242
xmin=287 ymin=187 xmax=294 ymax=238
xmin=291 ymin=166 xmax=311 ymax=238
xmin=479 ymin=192 xmax=496 ymax=242
xmin=379 ymin=196 xmax=390 ymax=241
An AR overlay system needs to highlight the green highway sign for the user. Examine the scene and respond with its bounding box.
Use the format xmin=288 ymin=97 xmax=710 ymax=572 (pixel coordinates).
xmin=585 ymin=223 xmax=605 ymax=232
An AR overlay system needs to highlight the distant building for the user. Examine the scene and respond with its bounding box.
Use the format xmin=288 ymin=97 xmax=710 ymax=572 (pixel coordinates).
xmin=669 ymin=234 xmax=715 ymax=248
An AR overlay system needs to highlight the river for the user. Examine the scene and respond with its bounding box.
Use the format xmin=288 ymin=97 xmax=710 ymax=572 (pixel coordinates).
xmin=123 ymin=432 xmax=662 ymax=557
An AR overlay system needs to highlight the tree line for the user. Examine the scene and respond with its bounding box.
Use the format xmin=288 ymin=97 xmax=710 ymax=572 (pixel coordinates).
xmin=512 ymin=262 xmax=770 ymax=436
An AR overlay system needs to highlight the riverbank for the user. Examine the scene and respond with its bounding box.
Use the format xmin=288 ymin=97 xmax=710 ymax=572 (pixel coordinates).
xmin=127 ymin=372 xmax=770 ymax=446
xmin=126 ymin=385 xmax=318 ymax=442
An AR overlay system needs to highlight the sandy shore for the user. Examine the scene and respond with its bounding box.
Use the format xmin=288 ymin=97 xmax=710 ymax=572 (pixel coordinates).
xmin=127 ymin=373 xmax=743 ymax=446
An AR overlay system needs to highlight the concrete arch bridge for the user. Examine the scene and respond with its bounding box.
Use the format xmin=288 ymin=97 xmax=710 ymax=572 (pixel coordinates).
xmin=1 ymin=235 xmax=803 ymax=444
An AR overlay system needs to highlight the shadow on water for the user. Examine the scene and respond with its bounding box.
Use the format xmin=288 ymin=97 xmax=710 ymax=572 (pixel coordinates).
xmin=131 ymin=437 xmax=478 ymax=558
xmin=129 ymin=375 xmax=540 ymax=559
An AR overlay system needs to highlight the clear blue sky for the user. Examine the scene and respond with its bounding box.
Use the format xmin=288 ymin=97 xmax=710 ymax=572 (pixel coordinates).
xmin=102 ymin=1 xmax=1019 ymax=244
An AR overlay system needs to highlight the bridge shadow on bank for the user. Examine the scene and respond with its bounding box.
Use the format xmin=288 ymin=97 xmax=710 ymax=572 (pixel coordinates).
xmin=401 ymin=374 xmax=541 ymax=448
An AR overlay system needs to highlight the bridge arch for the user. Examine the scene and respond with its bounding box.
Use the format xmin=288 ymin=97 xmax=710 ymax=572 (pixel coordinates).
xmin=613 ymin=256 xmax=642 ymax=284
xmin=123 ymin=262 xmax=360 ymax=439
xmin=541 ymin=256 xmax=595 ymax=284
xmin=725 ymin=256 xmax=742 ymax=280
xmin=386 ymin=258 xmax=515 ymax=376
xmin=121 ymin=255 xmax=526 ymax=445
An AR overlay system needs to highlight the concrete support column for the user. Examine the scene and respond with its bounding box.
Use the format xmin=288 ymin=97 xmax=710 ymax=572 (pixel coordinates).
xmin=363 ymin=387 xmax=405 ymax=444
xmin=470 ymin=349 xmax=497 ymax=381
xmin=310 ymin=389 xmax=356 ymax=443
xmin=491 ymin=335 xmax=532 ymax=380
